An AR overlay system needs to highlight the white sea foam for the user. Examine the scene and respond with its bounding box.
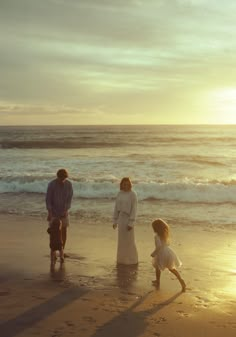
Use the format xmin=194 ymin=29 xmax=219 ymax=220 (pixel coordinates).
xmin=1 ymin=178 xmax=236 ymax=204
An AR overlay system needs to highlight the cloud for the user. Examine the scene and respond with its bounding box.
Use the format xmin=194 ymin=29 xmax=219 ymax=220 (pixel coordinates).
xmin=0 ymin=0 xmax=236 ymax=124
xmin=0 ymin=100 xmax=111 ymax=124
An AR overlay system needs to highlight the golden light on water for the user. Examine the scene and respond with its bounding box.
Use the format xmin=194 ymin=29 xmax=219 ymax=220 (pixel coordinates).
xmin=204 ymin=242 xmax=236 ymax=301
xmin=223 ymin=275 xmax=236 ymax=297
xmin=222 ymin=258 xmax=236 ymax=297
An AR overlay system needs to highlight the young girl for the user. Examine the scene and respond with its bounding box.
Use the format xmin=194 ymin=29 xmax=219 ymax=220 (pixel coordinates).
xmin=151 ymin=218 xmax=186 ymax=292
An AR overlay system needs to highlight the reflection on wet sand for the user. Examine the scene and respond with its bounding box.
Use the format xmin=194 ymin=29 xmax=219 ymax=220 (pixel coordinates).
xmin=50 ymin=262 xmax=67 ymax=283
xmin=115 ymin=264 xmax=138 ymax=290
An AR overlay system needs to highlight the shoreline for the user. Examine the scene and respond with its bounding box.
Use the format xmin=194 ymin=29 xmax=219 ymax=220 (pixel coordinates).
xmin=1 ymin=196 xmax=236 ymax=230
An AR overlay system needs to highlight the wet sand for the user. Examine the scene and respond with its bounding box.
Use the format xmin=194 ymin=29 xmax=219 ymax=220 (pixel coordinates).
xmin=0 ymin=214 xmax=236 ymax=337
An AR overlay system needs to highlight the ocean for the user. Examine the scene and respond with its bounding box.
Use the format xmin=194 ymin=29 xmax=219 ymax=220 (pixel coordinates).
xmin=1 ymin=124 xmax=236 ymax=228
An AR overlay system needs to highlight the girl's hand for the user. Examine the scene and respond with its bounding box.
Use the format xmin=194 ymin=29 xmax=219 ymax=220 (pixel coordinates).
xmin=113 ymin=224 xmax=117 ymax=229
xmin=127 ymin=225 xmax=133 ymax=231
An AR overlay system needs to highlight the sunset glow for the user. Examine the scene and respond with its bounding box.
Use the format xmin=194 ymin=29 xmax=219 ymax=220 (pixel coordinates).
xmin=207 ymin=88 xmax=236 ymax=124
xmin=0 ymin=1 xmax=236 ymax=125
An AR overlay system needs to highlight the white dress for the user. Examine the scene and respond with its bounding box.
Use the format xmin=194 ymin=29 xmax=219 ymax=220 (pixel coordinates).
xmin=113 ymin=190 xmax=138 ymax=265
xmin=151 ymin=235 xmax=182 ymax=270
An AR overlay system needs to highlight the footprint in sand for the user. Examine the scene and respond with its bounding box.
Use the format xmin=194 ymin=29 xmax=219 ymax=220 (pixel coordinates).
xmin=155 ymin=317 xmax=167 ymax=324
xmin=51 ymin=328 xmax=63 ymax=337
xmin=83 ymin=316 xmax=97 ymax=323
xmin=228 ymin=322 xmax=236 ymax=329
xmin=65 ymin=320 xmax=75 ymax=327
xmin=64 ymin=253 xmax=86 ymax=261
xmin=0 ymin=291 xmax=10 ymax=296
xmin=32 ymin=295 xmax=47 ymax=300
xmin=176 ymin=310 xmax=190 ymax=318
xmin=194 ymin=295 xmax=210 ymax=308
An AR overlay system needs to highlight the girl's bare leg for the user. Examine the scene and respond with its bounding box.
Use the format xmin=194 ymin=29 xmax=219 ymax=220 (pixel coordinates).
xmin=152 ymin=268 xmax=161 ymax=288
xmin=60 ymin=249 xmax=64 ymax=263
xmin=50 ymin=250 xmax=56 ymax=266
xmin=62 ymin=227 xmax=67 ymax=250
xmin=169 ymin=268 xmax=186 ymax=292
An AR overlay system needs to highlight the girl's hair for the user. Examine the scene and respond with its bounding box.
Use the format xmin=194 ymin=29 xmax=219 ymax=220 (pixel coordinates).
xmin=152 ymin=218 xmax=170 ymax=242
xmin=120 ymin=177 xmax=132 ymax=191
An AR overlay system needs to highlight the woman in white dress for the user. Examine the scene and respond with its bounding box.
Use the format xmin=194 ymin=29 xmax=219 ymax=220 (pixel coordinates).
xmin=151 ymin=218 xmax=186 ymax=291
xmin=113 ymin=177 xmax=138 ymax=265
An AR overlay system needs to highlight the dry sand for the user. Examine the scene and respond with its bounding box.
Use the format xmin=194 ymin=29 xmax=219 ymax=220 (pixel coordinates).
xmin=0 ymin=214 xmax=236 ymax=337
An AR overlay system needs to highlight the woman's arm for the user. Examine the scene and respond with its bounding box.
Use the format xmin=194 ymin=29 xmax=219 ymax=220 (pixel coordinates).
xmin=128 ymin=191 xmax=138 ymax=229
xmin=113 ymin=194 xmax=119 ymax=227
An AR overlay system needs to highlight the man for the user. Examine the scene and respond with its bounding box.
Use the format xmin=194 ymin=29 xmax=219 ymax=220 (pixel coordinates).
xmin=46 ymin=169 xmax=73 ymax=256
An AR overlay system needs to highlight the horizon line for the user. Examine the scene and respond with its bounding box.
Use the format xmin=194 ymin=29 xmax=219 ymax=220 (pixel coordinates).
xmin=1 ymin=123 xmax=236 ymax=127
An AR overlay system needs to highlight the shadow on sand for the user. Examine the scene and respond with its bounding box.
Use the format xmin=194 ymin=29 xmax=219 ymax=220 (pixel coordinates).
xmin=0 ymin=263 xmax=89 ymax=337
xmin=91 ymin=291 xmax=183 ymax=337
xmin=0 ymin=261 xmax=183 ymax=337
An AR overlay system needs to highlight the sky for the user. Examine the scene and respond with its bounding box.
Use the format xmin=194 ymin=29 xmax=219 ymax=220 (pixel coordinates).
xmin=1 ymin=0 xmax=236 ymax=125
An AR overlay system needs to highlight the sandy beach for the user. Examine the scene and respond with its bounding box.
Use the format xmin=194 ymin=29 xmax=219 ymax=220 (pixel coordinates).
xmin=0 ymin=213 xmax=236 ymax=337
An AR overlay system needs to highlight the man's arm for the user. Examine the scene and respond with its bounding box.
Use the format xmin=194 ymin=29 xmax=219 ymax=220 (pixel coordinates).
xmin=46 ymin=182 xmax=53 ymax=220
xmin=64 ymin=181 xmax=73 ymax=213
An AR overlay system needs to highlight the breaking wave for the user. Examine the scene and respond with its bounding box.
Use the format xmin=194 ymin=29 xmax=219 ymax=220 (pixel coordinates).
xmin=1 ymin=177 xmax=236 ymax=204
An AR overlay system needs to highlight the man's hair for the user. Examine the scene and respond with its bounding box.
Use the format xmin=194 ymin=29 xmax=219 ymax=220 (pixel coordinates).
xmin=57 ymin=169 xmax=69 ymax=180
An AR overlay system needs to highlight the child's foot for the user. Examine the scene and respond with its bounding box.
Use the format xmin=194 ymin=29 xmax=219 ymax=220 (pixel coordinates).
xmin=50 ymin=263 xmax=55 ymax=271
xmin=50 ymin=258 xmax=56 ymax=268
xmin=180 ymin=279 xmax=186 ymax=292
xmin=152 ymin=280 xmax=160 ymax=288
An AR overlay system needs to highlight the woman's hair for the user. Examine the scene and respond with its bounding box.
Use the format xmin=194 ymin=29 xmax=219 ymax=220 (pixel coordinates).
xmin=152 ymin=218 xmax=170 ymax=242
xmin=57 ymin=168 xmax=69 ymax=180
xmin=120 ymin=177 xmax=132 ymax=191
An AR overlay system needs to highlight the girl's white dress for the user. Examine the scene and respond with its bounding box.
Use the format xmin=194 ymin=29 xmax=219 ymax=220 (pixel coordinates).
xmin=151 ymin=235 xmax=182 ymax=270
xmin=113 ymin=190 xmax=138 ymax=265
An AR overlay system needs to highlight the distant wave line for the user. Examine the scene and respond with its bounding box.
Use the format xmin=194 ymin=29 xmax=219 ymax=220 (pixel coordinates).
xmin=1 ymin=179 xmax=236 ymax=204
xmin=0 ymin=141 xmax=124 ymax=149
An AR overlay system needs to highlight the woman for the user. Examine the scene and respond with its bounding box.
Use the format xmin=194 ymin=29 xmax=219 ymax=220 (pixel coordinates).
xmin=113 ymin=177 xmax=138 ymax=265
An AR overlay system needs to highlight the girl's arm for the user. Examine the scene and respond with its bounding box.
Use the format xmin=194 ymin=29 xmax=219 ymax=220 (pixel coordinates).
xmin=150 ymin=249 xmax=157 ymax=257
xmin=151 ymin=236 xmax=162 ymax=256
